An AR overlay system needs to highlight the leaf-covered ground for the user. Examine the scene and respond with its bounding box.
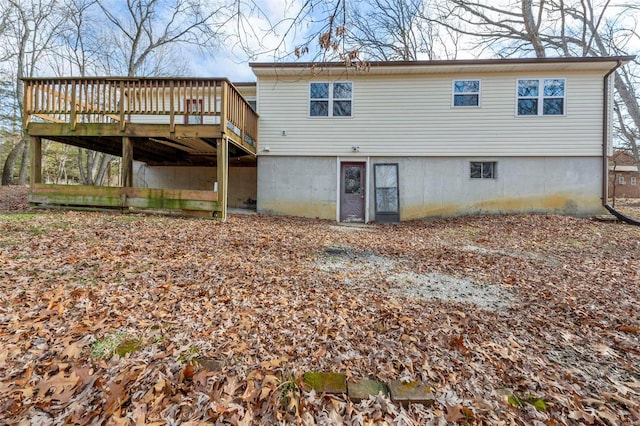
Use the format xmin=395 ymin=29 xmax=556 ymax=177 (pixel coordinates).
xmin=1 ymin=186 xmax=639 ymax=425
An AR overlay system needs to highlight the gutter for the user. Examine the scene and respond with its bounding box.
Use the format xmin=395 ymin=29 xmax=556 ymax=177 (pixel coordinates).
xmin=602 ymin=59 xmax=640 ymax=226
xmin=602 ymin=60 xmax=622 ymax=205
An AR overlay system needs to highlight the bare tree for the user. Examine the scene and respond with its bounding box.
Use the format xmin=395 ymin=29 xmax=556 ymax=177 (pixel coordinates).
xmin=345 ymin=0 xmax=458 ymax=61
xmin=0 ymin=0 xmax=66 ymax=185
xmin=96 ymin=0 xmax=226 ymax=76
xmin=434 ymin=0 xmax=640 ymax=162
xmin=53 ymin=0 xmax=115 ymax=185
xmin=42 ymin=0 xmax=229 ymax=185
xmin=54 ymin=0 xmax=100 ymax=76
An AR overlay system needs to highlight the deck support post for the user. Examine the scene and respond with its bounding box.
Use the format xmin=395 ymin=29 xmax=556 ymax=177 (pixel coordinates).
xmin=30 ymin=136 xmax=42 ymax=184
xmin=216 ymin=137 xmax=228 ymax=220
xmin=121 ymin=136 xmax=133 ymax=187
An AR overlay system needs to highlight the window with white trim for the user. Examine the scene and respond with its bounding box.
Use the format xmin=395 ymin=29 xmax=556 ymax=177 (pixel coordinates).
xmin=185 ymin=99 xmax=203 ymax=124
xmin=453 ymin=80 xmax=480 ymax=107
xmin=618 ymin=175 xmax=626 ymax=185
xmin=470 ymin=161 xmax=496 ymax=179
xmin=631 ymin=177 xmax=637 ymax=186
xmin=517 ymin=78 xmax=565 ymax=116
xmin=310 ymin=82 xmax=352 ymax=117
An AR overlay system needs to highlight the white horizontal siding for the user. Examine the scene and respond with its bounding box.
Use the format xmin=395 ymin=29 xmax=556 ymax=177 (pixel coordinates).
xmin=127 ymin=114 xmax=221 ymax=125
xmin=256 ymin=70 xmax=605 ymax=157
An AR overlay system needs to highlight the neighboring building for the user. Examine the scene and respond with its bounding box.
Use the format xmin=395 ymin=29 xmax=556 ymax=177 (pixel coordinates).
xmin=609 ymin=150 xmax=640 ymax=198
xmin=251 ymin=57 xmax=632 ymax=222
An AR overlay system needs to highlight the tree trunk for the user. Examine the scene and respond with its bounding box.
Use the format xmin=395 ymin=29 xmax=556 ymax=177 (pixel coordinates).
xmin=521 ymin=0 xmax=546 ymax=58
xmin=1 ymin=139 xmax=26 ymax=185
xmin=94 ymin=153 xmax=113 ymax=186
xmin=77 ymin=148 xmax=113 ymax=185
xmin=77 ymin=148 xmax=87 ymax=184
xmin=614 ymin=73 xmax=640 ymax=163
xmin=17 ymin=141 xmax=28 ymax=184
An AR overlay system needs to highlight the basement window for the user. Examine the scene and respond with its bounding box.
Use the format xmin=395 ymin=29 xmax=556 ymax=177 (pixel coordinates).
xmin=470 ymin=161 xmax=496 ymax=179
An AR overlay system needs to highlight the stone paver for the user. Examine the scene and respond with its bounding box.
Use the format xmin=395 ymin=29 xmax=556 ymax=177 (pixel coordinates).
xmin=347 ymin=379 xmax=389 ymax=402
xmin=388 ymin=380 xmax=435 ymax=406
xmin=194 ymin=358 xmax=224 ymax=371
xmin=303 ymin=372 xmax=347 ymax=394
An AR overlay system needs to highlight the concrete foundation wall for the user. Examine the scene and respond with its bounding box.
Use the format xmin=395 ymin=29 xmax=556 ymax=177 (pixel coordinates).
xmin=257 ymin=156 xmax=337 ymax=220
xmin=375 ymin=157 xmax=604 ymax=220
xmin=257 ymin=156 xmax=606 ymax=221
xmin=133 ymin=162 xmax=257 ymax=208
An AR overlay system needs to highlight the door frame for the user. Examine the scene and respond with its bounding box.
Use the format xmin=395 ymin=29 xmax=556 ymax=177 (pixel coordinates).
xmin=336 ymin=157 xmax=370 ymax=223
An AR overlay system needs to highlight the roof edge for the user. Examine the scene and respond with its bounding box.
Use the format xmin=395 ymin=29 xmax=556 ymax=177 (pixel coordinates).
xmin=249 ymin=55 xmax=635 ymax=69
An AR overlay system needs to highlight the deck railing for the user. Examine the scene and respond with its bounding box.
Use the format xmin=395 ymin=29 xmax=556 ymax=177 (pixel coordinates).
xmin=22 ymin=77 xmax=258 ymax=147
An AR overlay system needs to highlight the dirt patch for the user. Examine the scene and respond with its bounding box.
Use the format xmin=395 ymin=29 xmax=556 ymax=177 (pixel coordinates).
xmin=389 ymin=272 xmax=512 ymax=311
xmin=317 ymin=245 xmax=513 ymax=310
xmin=316 ymin=246 xmax=399 ymax=288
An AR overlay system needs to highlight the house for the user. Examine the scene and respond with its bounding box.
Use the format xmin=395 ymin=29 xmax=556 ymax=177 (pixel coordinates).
xmin=609 ymin=150 xmax=640 ymax=198
xmin=250 ymin=56 xmax=634 ymax=222
xmin=22 ymin=56 xmax=634 ymax=221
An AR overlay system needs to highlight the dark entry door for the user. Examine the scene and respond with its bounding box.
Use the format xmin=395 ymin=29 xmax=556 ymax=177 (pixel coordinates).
xmin=340 ymin=162 xmax=366 ymax=222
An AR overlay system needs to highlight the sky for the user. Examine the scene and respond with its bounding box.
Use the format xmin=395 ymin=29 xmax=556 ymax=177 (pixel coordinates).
xmin=192 ymin=0 xmax=312 ymax=82
xmin=189 ymin=0 xmax=640 ymax=83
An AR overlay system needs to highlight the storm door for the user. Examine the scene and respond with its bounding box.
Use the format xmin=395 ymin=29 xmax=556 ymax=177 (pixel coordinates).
xmin=374 ymin=163 xmax=399 ymax=223
xmin=340 ymin=162 xmax=366 ymax=222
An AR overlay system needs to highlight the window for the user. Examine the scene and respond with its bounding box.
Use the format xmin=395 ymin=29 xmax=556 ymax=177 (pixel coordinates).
xmin=632 ymin=177 xmax=637 ymax=186
xmin=310 ymin=82 xmax=352 ymax=117
xmin=470 ymin=161 xmax=496 ymax=179
xmin=618 ymin=175 xmax=626 ymax=185
xmin=185 ymin=99 xmax=203 ymax=124
xmin=344 ymin=166 xmax=362 ymax=194
xmin=245 ymin=97 xmax=257 ymax=111
xmin=453 ymin=80 xmax=480 ymax=107
xmin=517 ymin=78 xmax=565 ymax=116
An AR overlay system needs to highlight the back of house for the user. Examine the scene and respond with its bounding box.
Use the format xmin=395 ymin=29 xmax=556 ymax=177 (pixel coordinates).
xmin=251 ymin=56 xmax=632 ymax=223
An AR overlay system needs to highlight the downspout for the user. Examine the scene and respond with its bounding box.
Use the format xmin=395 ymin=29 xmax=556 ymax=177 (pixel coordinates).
xmin=602 ymin=60 xmax=640 ymax=226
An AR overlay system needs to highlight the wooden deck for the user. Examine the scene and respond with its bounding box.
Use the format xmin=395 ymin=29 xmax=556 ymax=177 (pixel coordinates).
xmin=29 ymin=184 xmax=219 ymax=214
xmin=23 ymin=77 xmax=258 ymax=163
xmin=22 ymin=77 xmax=259 ymax=218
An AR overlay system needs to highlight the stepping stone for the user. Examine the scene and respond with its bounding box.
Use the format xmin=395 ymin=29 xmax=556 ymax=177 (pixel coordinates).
xmin=303 ymin=372 xmax=347 ymax=394
xmin=347 ymin=379 xmax=388 ymax=402
xmin=388 ymin=380 xmax=435 ymax=406
xmin=193 ymin=357 xmax=224 ymax=371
